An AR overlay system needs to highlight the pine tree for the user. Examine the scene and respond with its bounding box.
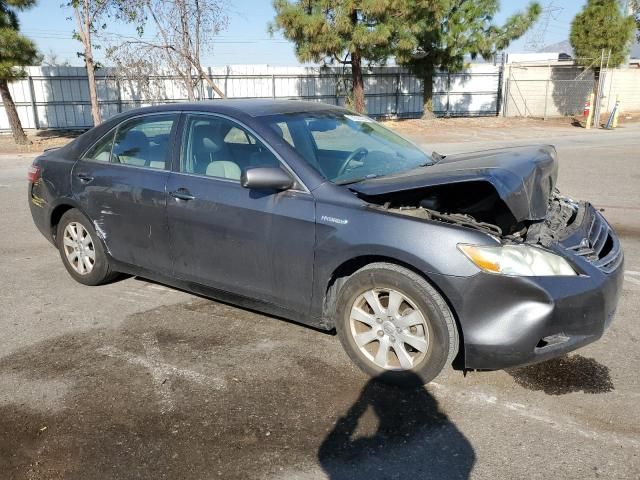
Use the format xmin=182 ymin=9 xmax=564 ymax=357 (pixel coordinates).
xmin=570 ymin=0 xmax=636 ymax=68
xmin=0 ymin=0 xmax=38 ymax=145
xmin=270 ymin=0 xmax=402 ymax=113
xmin=395 ymin=0 xmax=541 ymax=116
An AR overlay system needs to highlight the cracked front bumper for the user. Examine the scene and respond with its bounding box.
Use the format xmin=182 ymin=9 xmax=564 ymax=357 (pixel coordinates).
xmin=431 ymin=210 xmax=624 ymax=370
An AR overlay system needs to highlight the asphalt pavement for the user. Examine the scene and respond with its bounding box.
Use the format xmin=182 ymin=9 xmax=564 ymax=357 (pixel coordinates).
xmin=1 ymin=122 xmax=639 ymax=479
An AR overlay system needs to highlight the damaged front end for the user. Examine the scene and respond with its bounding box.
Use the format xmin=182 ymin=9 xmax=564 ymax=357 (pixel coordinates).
xmin=362 ymin=186 xmax=623 ymax=276
xmin=346 ymin=144 xmax=623 ymax=370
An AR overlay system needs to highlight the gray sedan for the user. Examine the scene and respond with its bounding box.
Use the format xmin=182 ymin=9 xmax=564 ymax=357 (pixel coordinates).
xmin=28 ymin=100 xmax=623 ymax=385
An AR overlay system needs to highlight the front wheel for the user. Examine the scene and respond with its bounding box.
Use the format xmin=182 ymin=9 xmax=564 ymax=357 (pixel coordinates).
xmin=56 ymin=208 xmax=118 ymax=286
xmin=335 ymin=263 xmax=459 ymax=386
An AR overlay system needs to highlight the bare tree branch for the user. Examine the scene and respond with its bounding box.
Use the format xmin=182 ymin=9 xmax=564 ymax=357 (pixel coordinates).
xmin=108 ymin=0 xmax=228 ymax=101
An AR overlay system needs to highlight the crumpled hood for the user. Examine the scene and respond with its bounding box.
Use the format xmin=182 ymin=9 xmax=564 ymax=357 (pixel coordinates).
xmin=349 ymin=145 xmax=558 ymax=222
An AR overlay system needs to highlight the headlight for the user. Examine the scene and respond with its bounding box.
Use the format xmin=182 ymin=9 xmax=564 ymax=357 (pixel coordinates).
xmin=458 ymin=244 xmax=576 ymax=276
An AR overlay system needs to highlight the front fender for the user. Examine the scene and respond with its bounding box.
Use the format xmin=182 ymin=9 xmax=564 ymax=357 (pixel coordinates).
xmin=310 ymin=198 xmax=495 ymax=320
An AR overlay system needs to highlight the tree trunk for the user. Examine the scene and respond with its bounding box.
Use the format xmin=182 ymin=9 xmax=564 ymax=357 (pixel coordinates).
xmin=75 ymin=2 xmax=102 ymax=126
xmin=348 ymin=9 xmax=365 ymax=113
xmin=351 ymin=49 xmax=365 ymax=113
xmin=85 ymin=54 xmax=102 ymax=126
xmin=185 ymin=64 xmax=196 ymax=101
xmin=422 ymin=65 xmax=436 ymax=119
xmin=0 ymin=79 xmax=30 ymax=145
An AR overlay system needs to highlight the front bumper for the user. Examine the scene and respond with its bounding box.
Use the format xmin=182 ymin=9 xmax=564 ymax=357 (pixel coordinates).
xmin=434 ymin=206 xmax=624 ymax=370
xmin=449 ymin=262 xmax=622 ymax=370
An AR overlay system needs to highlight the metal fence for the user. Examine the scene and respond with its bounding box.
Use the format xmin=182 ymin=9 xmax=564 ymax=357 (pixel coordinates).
xmin=0 ymin=65 xmax=504 ymax=131
xmin=503 ymin=78 xmax=596 ymax=118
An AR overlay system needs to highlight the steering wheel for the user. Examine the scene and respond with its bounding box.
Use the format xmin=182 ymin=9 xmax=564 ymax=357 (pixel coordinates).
xmin=336 ymin=147 xmax=369 ymax=177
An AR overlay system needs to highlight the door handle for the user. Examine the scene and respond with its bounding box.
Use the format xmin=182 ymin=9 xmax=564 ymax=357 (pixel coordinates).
xmin=169 ymin=188 xmax=196 ymax=201
xmin=76 ymin=173 xmax=94 ymax=183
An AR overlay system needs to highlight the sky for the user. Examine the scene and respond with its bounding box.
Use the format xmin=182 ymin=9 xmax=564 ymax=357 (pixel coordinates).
xmin=17 ymin=0 xmax=588 ymax=67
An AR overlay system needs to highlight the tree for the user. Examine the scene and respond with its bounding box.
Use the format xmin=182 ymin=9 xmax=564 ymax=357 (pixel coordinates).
xmin=270 ymin=0 xmax=402 ymax=113
xmin=108 ymin=0 xmax=227 ymax=101
xmin=395 ymin=0 xmax=541 ymax=115
xmin=68 ymin=1 xmax=138 ymax=126
xmin=0 ymin=0 xmax=38 ymax=145
xmin=570 ymin=0 xmax=636 ymax=68
xmin=630 ymin=0 xmax=640 ymax=42
xmin=634 ymin=0 xmax=640 ymax=39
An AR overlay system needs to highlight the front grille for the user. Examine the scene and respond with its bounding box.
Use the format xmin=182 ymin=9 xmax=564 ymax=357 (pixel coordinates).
xmin=566 ymin=210 xmax=623 ymax=274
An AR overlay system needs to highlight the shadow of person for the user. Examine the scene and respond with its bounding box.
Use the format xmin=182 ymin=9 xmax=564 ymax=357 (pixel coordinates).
xmin=318 ymin=372 xmax=475 ymax=480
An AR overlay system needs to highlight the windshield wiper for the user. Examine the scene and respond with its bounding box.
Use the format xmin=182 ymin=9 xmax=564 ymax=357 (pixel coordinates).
xmin=336 ymin=174 xmax=379 ymax=185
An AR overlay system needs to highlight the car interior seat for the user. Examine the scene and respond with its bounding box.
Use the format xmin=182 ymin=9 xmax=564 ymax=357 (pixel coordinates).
xmin=114 ymin=130 xmax=149 ymax=166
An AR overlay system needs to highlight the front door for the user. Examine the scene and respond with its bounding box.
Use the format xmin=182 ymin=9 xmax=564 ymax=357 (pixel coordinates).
xmin=71 ymin=113 xmax=179 ymax=274
xmin=166 ymin=113 xmax=316 ymax=315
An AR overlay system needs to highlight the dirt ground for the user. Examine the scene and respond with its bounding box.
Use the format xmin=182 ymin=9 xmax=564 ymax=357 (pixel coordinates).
xmin=0 ymin=130 xmax=80 ymax=154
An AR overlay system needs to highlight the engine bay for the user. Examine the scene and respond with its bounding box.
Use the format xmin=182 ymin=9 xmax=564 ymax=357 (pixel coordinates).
xmin=363 ymin=183 xmax=583 ymax=246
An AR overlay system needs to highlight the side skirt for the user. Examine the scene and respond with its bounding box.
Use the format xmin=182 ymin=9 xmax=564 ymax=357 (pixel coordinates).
xmin=109 ymin=258 xmax=334 ymax=332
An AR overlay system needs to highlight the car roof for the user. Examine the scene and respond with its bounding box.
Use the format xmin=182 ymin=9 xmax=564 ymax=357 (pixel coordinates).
xmin=117 ymin=99 xmax=347 ymax=119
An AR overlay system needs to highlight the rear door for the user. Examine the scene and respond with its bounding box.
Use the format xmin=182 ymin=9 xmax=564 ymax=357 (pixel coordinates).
xmin=166 ymin=113 xmax=316 ymax=314
xmin=71 ymin=113 xmax=179 ymax=274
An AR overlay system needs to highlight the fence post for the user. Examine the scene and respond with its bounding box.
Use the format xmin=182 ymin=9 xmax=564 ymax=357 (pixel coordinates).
xmin=502 ymin=79 xmax=509 ymax=117
xmin=593 ymin=49 xmax=606 ymax=129
xmin=27 ymin=74 xmax=40 ymax=130
xmin=224 ymin=66 xmax=229 ymax=98
xmin=272 ymin=73 xmax=276 ymax=99
xmin=446 ymin=71 xmax=451 ymax=117
xmin=496 ymin=60 xmax=504 ymax=116
xmin=543 ymin=78 xmax=549 ymax=120
xmin=395 ymin=70 xmax=401 ymax=117
xmin=115 ymin=78 xmax=122 ymax=114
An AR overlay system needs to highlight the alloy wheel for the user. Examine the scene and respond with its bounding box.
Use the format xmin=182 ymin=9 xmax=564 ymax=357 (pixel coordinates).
xmin=349 ymin=288 xmax=430 ymax=370
xmin=62 ymin=222 xmax=96 ymax=275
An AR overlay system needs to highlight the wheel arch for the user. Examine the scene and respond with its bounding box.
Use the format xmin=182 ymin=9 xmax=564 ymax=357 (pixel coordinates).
xmin=49 ymin=199 xmax=90 ymax=242
xmin=322 ymin=255 xmax=466 ymax=369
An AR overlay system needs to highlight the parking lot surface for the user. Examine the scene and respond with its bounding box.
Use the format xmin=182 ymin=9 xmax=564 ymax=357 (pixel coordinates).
xmin=1 ymin=123 xmax=639 ymax=479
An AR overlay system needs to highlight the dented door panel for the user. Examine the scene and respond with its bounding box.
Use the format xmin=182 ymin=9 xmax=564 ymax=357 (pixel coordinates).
xmin=71 ymin=161 xmax=172 ymax=273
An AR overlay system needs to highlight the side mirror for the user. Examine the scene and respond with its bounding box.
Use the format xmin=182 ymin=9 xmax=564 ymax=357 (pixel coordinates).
xmin=240 ymin=167 xmax=294 ymax=191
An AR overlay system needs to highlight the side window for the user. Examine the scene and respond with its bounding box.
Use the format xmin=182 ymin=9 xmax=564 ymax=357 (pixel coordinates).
xmin=83 ymin=131 xmax=115 ymax=162
xmin=112 ymin=114 xmax=177 ymax=169
xmin=181 ymin=115 xmax=281 ymax=180
xmin=224 ymin=127 xmax=255 ymax=145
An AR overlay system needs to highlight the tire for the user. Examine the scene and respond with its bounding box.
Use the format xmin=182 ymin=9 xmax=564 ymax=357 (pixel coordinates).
xmin=335 ymin=262 xmax=459 ymax=387
xmin=56 ymin=208 xmax=118 ymax=286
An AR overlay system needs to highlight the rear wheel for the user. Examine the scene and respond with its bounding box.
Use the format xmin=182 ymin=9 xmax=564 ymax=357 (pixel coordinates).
xmin=56 ymin=209 xmax=117 ymax=285
xmin=335 ymin=263 xmax=458 ymax=386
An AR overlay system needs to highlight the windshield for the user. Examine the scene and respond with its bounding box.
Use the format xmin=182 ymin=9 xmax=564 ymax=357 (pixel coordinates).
xmin=261 ymin=111 xmax=432 ymax=184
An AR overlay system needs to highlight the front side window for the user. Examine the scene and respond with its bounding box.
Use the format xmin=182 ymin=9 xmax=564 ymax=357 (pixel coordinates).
xmin=181 ymin=115 xmax=280 ymax=181
xmin=111 ymin=114 xmax=178 ymax=170
xmin=262 ymin=111 xmax=431 ymax=184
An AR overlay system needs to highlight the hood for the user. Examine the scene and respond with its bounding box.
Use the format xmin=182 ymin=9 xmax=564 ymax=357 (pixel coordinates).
xmin=348 ymin=145 xmax=558 ymax=222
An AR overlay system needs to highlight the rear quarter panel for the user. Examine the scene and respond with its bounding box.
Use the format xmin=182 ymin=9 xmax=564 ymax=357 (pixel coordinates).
xmin=29 ymin=150 xmax=77 ymax=243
